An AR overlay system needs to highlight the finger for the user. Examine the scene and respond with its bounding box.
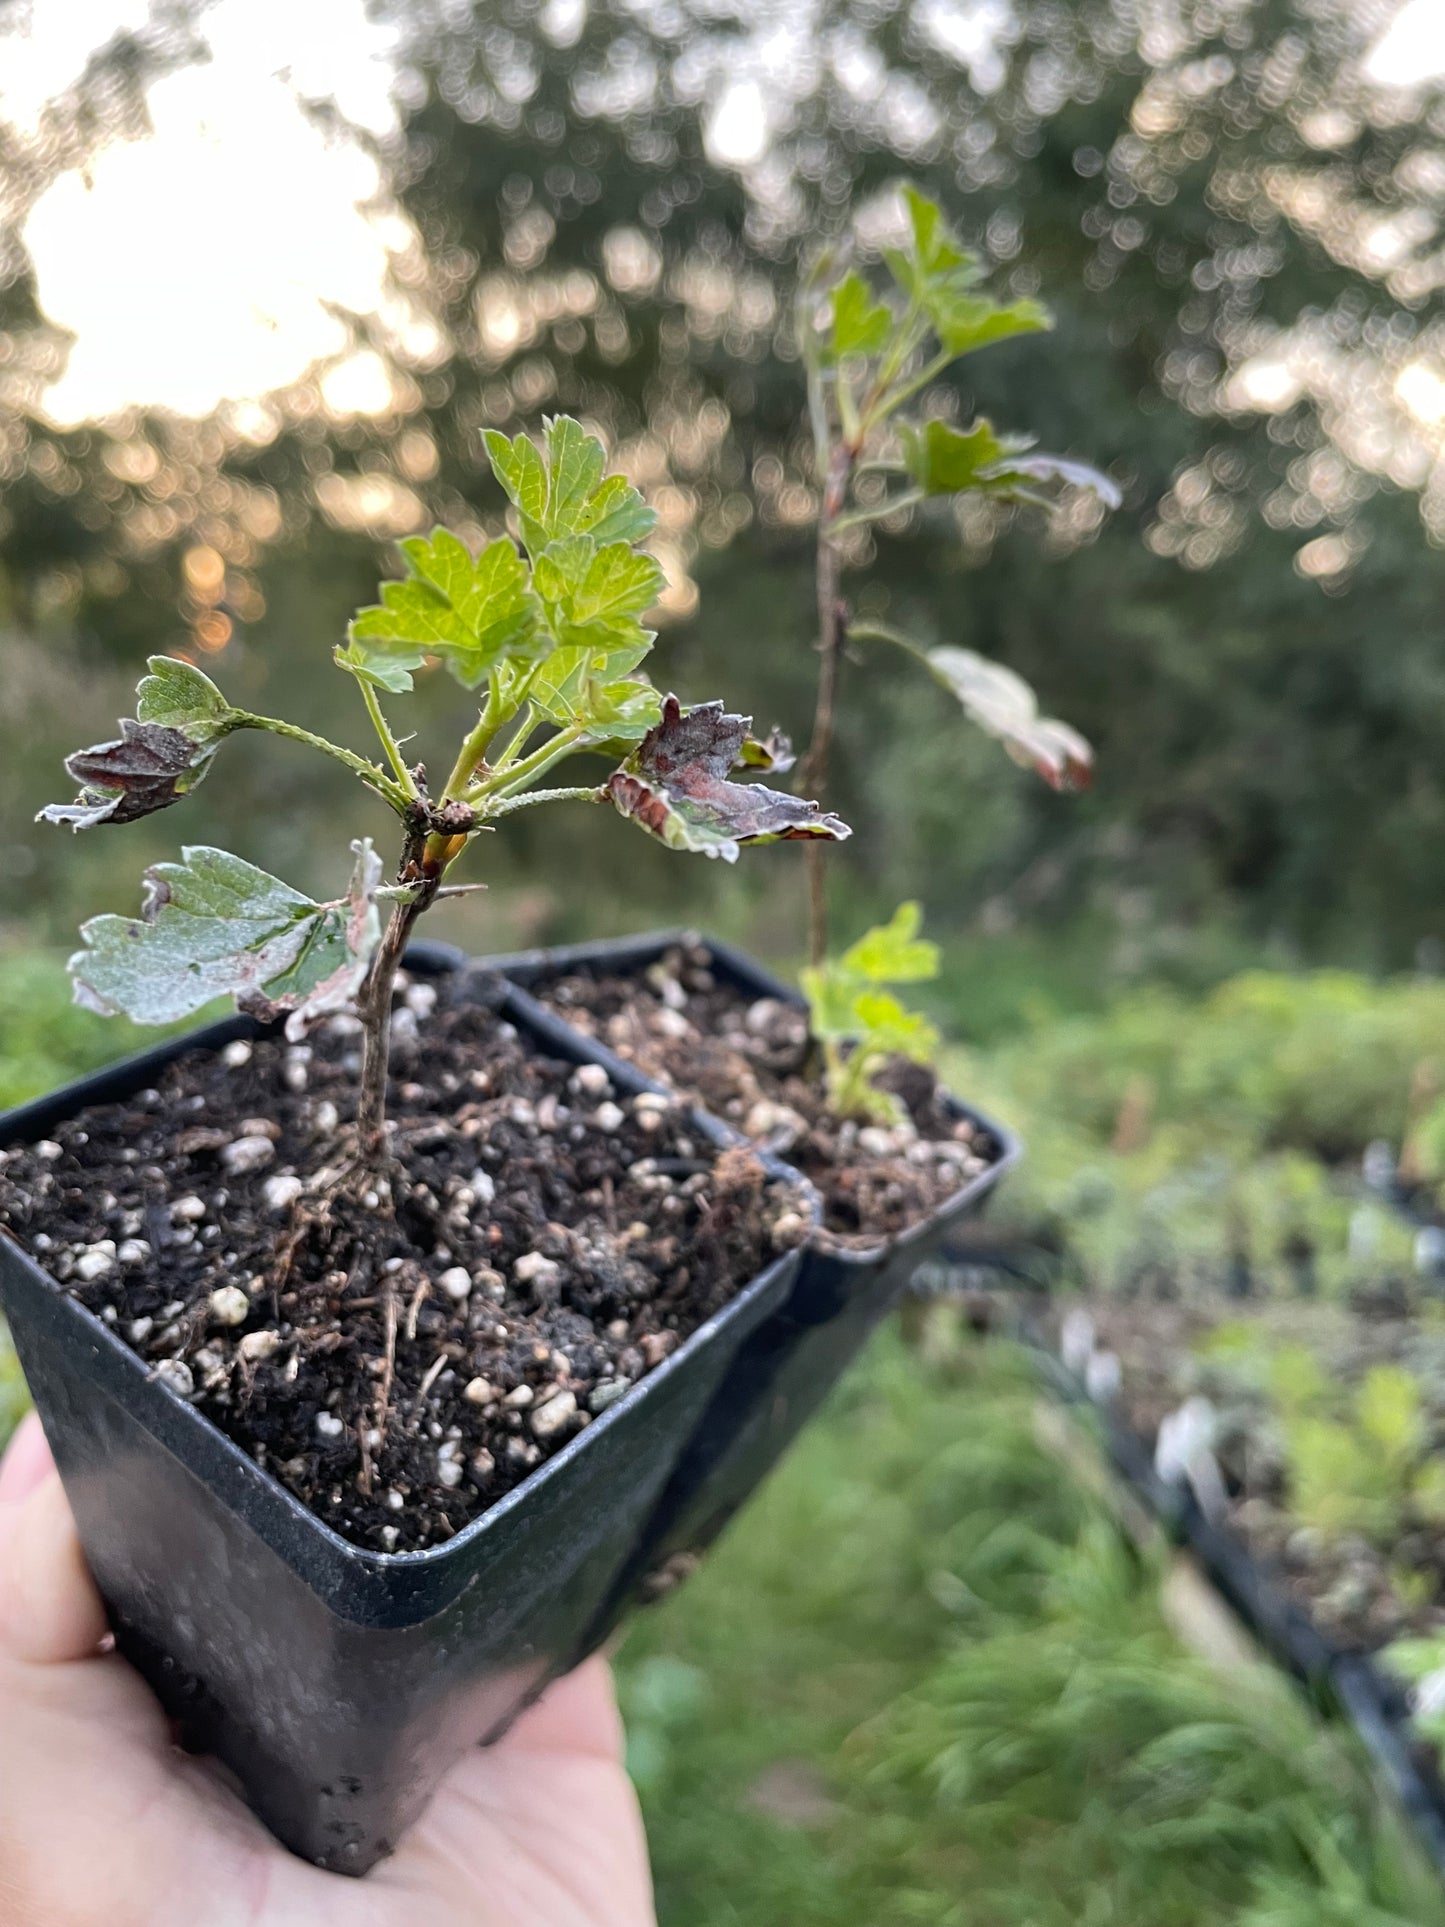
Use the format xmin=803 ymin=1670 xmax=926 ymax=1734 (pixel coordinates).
xmin=500 ymin=1656 xmax=625 ymax=1760
xmin=0 ymin=1411 xmax=52 ymax=1507
xmin=0 ymin=1468 xmax=108 ymax=1665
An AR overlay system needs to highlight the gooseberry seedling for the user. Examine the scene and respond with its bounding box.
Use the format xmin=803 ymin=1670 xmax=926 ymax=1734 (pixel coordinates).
xmin=795 ymin=183 xmax=1118 ymax=961
xmin=41 ymin=418 xmax=849 ymax=1170
xmin=800 ymin=902 xmax=941 ymax=1124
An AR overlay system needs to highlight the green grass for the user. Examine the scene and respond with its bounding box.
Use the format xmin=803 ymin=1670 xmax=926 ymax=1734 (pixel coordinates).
xmin=0 ymin=1323 xmax=24 ymax=1448
xmin=617 ymin=1330 xmax=1443 ymax=1926
xmin=974 ymin=967 xmax=1445 ymax=1167
xmin=945 ymin=963 xmax=1445 ymax=1303
xmin=922 ymin=912 xmax=1267 ymax=1047
xmin=0 ymin=948 xmax=158 ymax=1112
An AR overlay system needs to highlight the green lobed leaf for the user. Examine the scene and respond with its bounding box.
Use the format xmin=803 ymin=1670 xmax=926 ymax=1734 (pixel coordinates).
xmin=259 ymin=839 xmax=384 ymax=1035
xmin=927 ymin=291 xmax=1050 ymax=358
xmin=800 ymin=906 xmax=942 ymax=1124
xmin=135 ymin=656 xmax=237 ymax=737
xmin=533 ymin=416 xmax=603 ymax=535
xmin=900 ymin=418 xmax=1034 ymax=495
xmin=346 ymin=528 xmax=545 ymax=692
xmin=485 ymin=428 xmax=549 ymax=546
xmin=582 ymin=472 xmax=657 ymax=547
xmin=926 ymin=646 xmax=1094 ymax=792
xmin=333 ymin=640 xmax=414 ymax=696
xmin=850 ymin=987 xmax=940 ymax=1063
xmin=826 ymin=270 xmax=892 ymax=362
xmin=480 ymin=419 xmax=666 ymax=733
xmin=803 ymin=904 xmax=940 ymax=1044
xmin=797 ymin=961 xmax=860 ymax=1041
xmin=902 ymin=420 xmax=1121 ymax=509
xmin=531 ymin=639 xmax=645 ymax=716
xmin=484 ymin=416 xmax=655 ymax=553
xmin=573 ymin=677 xmax=665 ymax=746
xmin=606 ymin=696 xmax=851 ymax=862
xmin=884 ymin=185 xmax=1050 ymax=359
xmin=885 ymin=186 xmax=983 ymax=302
xmin=839 ymin=901 xmax=940 ymax=985
xmin=533 ymin=534 xmax=665 ymax=655
xmin=69 ymin=841 xmax=384 ymax=1035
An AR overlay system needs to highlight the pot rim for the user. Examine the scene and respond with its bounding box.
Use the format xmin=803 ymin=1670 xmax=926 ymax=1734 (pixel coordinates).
xmin=467 ymin=925 xmax=1025 ymax=1261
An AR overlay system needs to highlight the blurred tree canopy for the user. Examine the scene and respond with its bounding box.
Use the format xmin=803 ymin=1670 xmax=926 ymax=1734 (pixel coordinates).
xmin=3 ymin=0 xmax=1445 ymax=966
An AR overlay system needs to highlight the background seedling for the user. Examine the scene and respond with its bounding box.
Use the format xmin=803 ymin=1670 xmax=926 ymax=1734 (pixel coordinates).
xmin=800 ymin=901 xmax=941 ymax=1124
xmin=793 ymin=182 xmax=1118 ymax=963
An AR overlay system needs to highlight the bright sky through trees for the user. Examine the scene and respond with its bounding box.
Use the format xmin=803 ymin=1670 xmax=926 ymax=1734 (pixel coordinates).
xmin=3 ymin=0 xmax=1444 ymax=425
xmin=7 ymin=0 xmax=425 ymax=423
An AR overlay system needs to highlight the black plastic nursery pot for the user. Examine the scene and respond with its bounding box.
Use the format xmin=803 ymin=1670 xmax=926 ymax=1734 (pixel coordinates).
xmin=474 ymin=929 xmax=1021 ymax=1590
xmin=0 ymin=945 xmax=806 ymax=1875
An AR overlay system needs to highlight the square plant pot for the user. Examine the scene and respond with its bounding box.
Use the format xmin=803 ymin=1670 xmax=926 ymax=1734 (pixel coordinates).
xmin=0 ymin=949 xmax=805 ymax=1874
xmin=473 ymin=930 xmax=1021 ymax=1594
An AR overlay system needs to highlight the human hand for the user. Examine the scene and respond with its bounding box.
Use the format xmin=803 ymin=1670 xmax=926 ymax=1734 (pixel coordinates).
xmin=0 ymin=1412 xmax=657 ymax=1927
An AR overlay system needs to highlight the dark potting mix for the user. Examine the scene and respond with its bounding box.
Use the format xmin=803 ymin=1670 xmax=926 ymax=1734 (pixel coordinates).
xmin=0 ymin=974 xmax=810 ymax=1552
xmin=533 ymin=940 xmax=998 ymax=1240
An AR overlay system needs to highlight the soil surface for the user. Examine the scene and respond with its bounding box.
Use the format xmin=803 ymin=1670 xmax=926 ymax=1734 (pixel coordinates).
xmin=529 ymin=940 xmax=996 ymax=1243
xmin=0 ymin=973 xmax=808 ymax=1552
xmin=1041 ymin=1294 xmax=1445 ymax=1652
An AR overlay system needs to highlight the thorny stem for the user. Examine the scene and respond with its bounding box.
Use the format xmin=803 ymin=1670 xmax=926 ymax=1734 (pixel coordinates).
xmin=799 ymin=440 xmax=857 ymax=967
xmin=443 ymin=692 xmax=503 ymax=804
xmin=235 ymin=712 xmax=412 ymax=814
xmin=491 ymin=701 xmax=537 ymax=772
xmin=358 ymin=681 xmax=419 ymax=798
xmin=859 ymin=296 xmax=925 ymax=424
xmin=485 ymin=784 xmax=604 ymax=817
xmin=443 ymin=662 xmax=549 ymax=803
xmin=477 ymin=725 xmax=588 ymax=801
xmin=353 ymin=745 xmax=580 ymax=1169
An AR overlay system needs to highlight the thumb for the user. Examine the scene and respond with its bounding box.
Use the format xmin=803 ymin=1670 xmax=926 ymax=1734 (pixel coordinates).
xmin=0 ymin=1411 xmax=54 ymax=1507
xmin=0 ymin=1422 xmax=109 ymax=1666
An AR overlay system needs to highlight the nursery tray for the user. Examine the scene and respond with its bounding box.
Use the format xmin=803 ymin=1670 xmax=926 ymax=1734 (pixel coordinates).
xmin=1022 ymin=1321 xmax=1445 ymax=1885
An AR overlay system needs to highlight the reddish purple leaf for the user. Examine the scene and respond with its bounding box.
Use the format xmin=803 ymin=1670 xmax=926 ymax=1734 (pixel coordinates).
xmin=606 ymin=697 xmax=850 ymax=861
xmin=39 ymin=722 xmax=207 ymax=830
